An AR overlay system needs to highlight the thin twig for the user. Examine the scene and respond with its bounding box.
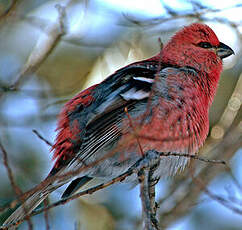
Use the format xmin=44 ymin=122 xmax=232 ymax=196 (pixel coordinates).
xmin=43 ymin=198 xmax=50 ymax=230
xmin=0 ymin=140 xmax=33 ymax=229
xmin=0 ymin=141 xmax=22 ymax=200
xmin=125 ymin=107 xmax=144 ymax=156
xmin=158 ymin=152 xmax=226 ymax=165
xmin=32 ymin=129 xmax=53 ymax=147
xmin=0 ymin=0 xmax=19 ymax=22
xmin=193 ymin=176 xmax=242 ymax=216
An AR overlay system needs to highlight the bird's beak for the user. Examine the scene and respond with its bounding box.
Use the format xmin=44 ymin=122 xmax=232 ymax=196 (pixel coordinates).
xmin=216 ymin=42 xmax=234 ymax=59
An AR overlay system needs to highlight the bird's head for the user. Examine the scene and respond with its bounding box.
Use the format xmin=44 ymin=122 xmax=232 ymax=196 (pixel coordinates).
xmin=161 ymin=23 xmax=234 ymax=74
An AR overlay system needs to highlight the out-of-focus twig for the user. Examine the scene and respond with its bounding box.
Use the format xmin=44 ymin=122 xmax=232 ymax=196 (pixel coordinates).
xmin=0 ymin=0 xmax=19 ymax=23
xmin=32 ymin=129 xmax=53 ymax=147
xmin=193 ymin=176 xmax=242 ymax=216
xmin=43 ymin=198 xmax=50 ymax=230
xmin=0 ymin=3 xmax=68 ymax=99
xmin=122 ymin=4 xmax=242 ymax=39
xmin=0 ymin=139 xmax=33 ymax=229
xmin=158 ymin=122 xmax=242 ymax=228
xmin=0 ymin=140 xmax=22 ymax=202
xmin=9 ymin=4 xmax=66 ymax=91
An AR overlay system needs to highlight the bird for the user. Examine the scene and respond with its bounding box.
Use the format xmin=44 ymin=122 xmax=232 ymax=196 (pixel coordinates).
xmin=2 ymin=23 xmax=234 ymax=228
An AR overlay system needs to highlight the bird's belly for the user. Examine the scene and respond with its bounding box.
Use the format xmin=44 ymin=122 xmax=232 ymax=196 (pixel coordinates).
xmin=77 ymin=149 xmax=189 ymax=182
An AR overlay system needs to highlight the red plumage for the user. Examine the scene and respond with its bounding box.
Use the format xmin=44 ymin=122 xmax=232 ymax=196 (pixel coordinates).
xmin=52 ymin=85 xmax=97 ymax=166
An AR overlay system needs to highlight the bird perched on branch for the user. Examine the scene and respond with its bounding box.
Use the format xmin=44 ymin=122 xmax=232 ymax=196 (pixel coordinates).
xmin=3 ymin=23 xmax=234 ymax=228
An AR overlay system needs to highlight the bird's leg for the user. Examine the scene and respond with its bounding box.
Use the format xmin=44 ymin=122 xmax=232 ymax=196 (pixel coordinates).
xmin=135 ymin=150 xmax=160 ymax=172
xmin=136 ymin=150 xmax=161 ymax=230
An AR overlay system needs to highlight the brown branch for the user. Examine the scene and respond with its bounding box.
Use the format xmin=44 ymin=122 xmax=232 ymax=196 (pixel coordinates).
xmin=159 ymin=152 xmax=226 ymax=165
xmin=137 ymin=152 xmax=161 ymax=230
xmin=0 ymin=0 xmax=19 ymax=23
xmin=0 ymin=139 xmax=33 ymax=229
xmin=0 ymin=140 xmax=22 ymax=201
xmin=148 ymin=163 xmax=160 ymax=228
xmin=139 ymin=168 xmax=156 ymax=230
xmin=122 ymin=4 xmax=241 ymax=28
xmin=0 ymin=134 xmax=142 ymax=223
xmin=43 ymin=198 xmax=50 ymax=230
xmin=194 ymin=176 xmax=242 ymax=216
xmin=30 ymin=157 xmax=162 ymax=230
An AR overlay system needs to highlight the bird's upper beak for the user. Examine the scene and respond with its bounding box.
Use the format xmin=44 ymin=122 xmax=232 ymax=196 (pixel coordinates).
xmin=216 ymin=42 xmax=234 ymax=59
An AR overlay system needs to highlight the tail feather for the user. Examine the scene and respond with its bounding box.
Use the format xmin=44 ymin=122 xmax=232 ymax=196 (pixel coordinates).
xmin=2 ymin=178 xmax=66 ymax=230
xmin=2 ymin=174 xmax=90 ymax=228
xmin=2 ymin=190 xmax=50 ymax=229
xmin=61 ymin=176 xmax=92 ymax=198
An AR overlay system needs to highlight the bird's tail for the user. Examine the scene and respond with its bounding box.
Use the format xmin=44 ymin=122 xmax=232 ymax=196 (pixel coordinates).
xmin=2 ymin=180 xmax=63 ymax=229
xmin=3 ymin=191 xmax=49 ymax=229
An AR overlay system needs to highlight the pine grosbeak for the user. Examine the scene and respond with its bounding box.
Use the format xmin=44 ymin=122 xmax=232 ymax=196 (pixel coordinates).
xmin=3 ymin=23 xmax=234 ymax=227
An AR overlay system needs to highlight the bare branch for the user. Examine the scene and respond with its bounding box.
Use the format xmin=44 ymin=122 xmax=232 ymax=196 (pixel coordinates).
xmin=196 ymin=177 xmax=242 ymax=216
xmin=139 ymin=168 xmax=157 ymax=230
xmin=0 ymin=140 xmax=22 ymax=200
xmin=0 ymin=0 xmax=19 ymax=23
xmin=32 ymin=129 xmax=53 ymax=147
xmin=0 ymin=139 xmax=33 ymax=229
xmin=43 ymin=198 xmax=50 ymax=230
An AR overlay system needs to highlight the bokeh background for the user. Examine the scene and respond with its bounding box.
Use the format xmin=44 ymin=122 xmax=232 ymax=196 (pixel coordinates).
xmin=0 ymin=0 xmax=241 ymax=229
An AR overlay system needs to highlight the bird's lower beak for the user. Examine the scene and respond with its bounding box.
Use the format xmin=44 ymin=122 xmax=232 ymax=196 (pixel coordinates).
xmin=217 ymin=42 xmax=234 ymax=59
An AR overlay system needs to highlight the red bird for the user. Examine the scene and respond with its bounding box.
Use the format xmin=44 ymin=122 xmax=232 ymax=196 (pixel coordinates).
xmin=3 ymin=23 xmax=234 ymax=227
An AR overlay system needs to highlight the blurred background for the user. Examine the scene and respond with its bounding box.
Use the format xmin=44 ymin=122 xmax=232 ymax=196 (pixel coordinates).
xmin=0 ymin=0 xmax=241 ymax=229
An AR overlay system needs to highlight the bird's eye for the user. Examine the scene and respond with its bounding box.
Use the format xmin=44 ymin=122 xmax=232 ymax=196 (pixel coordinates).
xmin=198 ymin=42 xmax=212 ymax=48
